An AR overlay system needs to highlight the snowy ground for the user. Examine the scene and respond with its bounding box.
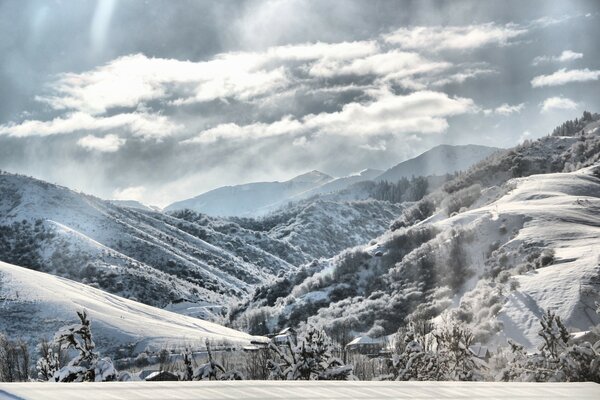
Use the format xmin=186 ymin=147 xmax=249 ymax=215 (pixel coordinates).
xmin=0 ymin=381 xmax=598 ymax=400
xmin=0 ymin=261 xmax=267 ymax=354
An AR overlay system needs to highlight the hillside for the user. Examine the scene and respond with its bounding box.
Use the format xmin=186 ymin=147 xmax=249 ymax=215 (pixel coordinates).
xmin=0 ymin=172 xmax=306 ymax=311
xmin=0 ymin=261 xmax=266 ymax=359
xmin=0 ymin=170 xmax=406 ymax=318
xmin=164 ymin=170 xmax=333 ymax=217
xmin=375 ymin=144 xmax=499 ymax=183
xmin=231 ymin=114 xmax=600 ymax=349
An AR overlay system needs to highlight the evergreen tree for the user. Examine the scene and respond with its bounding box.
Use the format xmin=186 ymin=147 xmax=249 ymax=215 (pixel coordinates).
xmin=268 ymin=326 xmax=355 ymax=380
xmin=50 ymin=310 xmax=117 ymax=382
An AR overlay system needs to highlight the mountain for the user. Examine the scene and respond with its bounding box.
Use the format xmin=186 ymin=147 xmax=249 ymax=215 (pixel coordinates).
xmin=109 ymin=199 xmax=160 ymax=212
xmin=0 ymin=170 xmax=404 ymax=317
xmin=375 ymin=144 xmax=500 ymax=183
xmin=0 ymin=261 xmax=266 ymax=359
xmin=164 ymin=170 xmax=333 ymax=217
xmin=230 ymin=113 xmax=600 ymax=349
xmin=0 ymin=172 xmax=306 ymax=311
xmin=232 ymin=198 xmax=404 ymax=260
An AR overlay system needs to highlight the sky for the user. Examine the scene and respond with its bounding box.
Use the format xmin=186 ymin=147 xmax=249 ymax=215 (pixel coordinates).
xmin=0 ymin=0 xmax=599 ymax=207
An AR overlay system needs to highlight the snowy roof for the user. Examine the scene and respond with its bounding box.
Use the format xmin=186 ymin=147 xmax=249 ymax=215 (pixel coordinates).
xmin=346 ymin=336 xmax=386 ymax=346
xmin=0 ymin=381 xmax=599 ymax=399
xmin=278 ymin=327 xmax=296 ymax=335
xmin=469 ymin=343 xmax=491 ymax=358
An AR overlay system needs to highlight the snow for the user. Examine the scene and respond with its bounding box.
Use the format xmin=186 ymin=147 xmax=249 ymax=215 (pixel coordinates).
xmin=164 ymin=170 xmax=333 ymax=217
xmin=375 ymin=144 xmax=499 ymax=183
xmin=443 ymin=167 xmax=600 ymax=349
xmin=0 ymin=261 xmax=267 ymax=355
xmin=0 ymin=381 xmax=598 ymax=399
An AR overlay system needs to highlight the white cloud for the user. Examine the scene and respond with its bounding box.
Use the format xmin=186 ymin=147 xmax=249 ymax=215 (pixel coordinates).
xmin=532 ymin=50 xmax=583 ymax=65
xmin=531 ymin=68 xmax=600 ymax=87
xmin=540 ymin=96 xmax=578 ymax=113
xmin=430 ymin=68 xmax=496 ymax=87
xmin=308 ymin=50 xmax=450 ymax=80
xmin=186 ymin=90 xmax=475 ymax=144
xmin=383 ymin=23 xmax=527 ymax=51
xmin=112 ymin=186 xmax=146 ymax=201
xmin=494 ymin=103 xmax=525 ymax=115
xmin=77 ymin=134 xmax=126 ymax=152
xmin=0 ymin=111 xmax=180 ymax=139
xmin=518 ymin=130 xmax=532 ymax=143
xmin=37 ymin=41 xmax=378 ymax=114
xmin=483 ymin=103 xmax=525 ymax=116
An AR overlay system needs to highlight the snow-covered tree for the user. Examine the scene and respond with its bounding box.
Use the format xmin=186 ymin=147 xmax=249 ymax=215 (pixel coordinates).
xmin=383 ymin=317 xmax=480 ymax=381
xmin=192 ymin=339 xmax=226 ymax=380
xmin=434 ymin=320 xmax=479 ymax=381
xmin=50 ymin=310 xmax=117 ymax=382
xmin=36 ymin=338 xmax=60 ymax=381
xmin=268 ymin=326 xmax=355 ymax=380
xmin=501 ymin=309 xmax=600 ymax=382
xmin=180 ymin=348 xmax=194 ymax=381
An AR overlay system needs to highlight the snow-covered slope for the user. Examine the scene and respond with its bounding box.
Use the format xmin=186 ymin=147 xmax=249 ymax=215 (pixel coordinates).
xmin=376 ymin=144 xmax=499 ymax=183
xmin=233 ymin=166 xmax=600 ymax=348
xmin=165 ymin=170 xmax=333 ymax=217
xmin=0 ymin=261 xmax=266 ymax=357
xmin=232 ymin=115 xmax=600 ymax=348
xmin=0 ymin=172 xmax=304 ymax=310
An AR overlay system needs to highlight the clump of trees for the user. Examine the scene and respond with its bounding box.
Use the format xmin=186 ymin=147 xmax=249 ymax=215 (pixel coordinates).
xmin=179 ymin=339 xmax=244 ymax=381
xmin=499 ymin=309 xmax=600 ymax=383
xmin=382 ymin=317 xmax=479 ymax=381
xmin=37 ymin=310 xmax=118 ymax=382
xmin=267 ymin=326 xmax=355 ymax=380
xmin=551 ymin=111 xmax=598 ymax=136
xmin=0 ymin=334 xmax=30 ymax=382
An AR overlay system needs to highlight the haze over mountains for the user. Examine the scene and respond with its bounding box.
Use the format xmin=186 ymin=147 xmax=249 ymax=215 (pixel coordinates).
xmin=1 ymin=113 xmax=599 ymax=362
xmin=166 ymin=144 xmax=499 ymax=217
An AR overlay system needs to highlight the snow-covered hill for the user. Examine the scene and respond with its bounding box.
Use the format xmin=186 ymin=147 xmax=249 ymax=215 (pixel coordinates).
xmin=375 ymin=144 xmax=499 ymax=183
xmin=0 ymin=172 xmax=305 ymax=310
xmin=165 ymin=170 xmax=333 ymax=217
xmin=0 ymin=261 xmax=266 ymax=358
xmin=231 ymin=114 xmax=600 ymax=348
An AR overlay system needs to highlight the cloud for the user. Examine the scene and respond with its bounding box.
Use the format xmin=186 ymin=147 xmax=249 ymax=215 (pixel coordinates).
xmin=531 ymin=68 xmax=600 ymax=87
xmin=518 ymin=130 xmax=531 ymax=143
xmin=112 ymin=185 xmax=146 ymax=201
xmin=532 ymin=50 xmax=583 ymax=65
xmin=383 ymin=23 xmax=527 ymax=51
xmin=37 ymin=41 xmax=379 ymax=114
xmin=494 ymin=103 xmax=525 ymax=115
xmin=540 ymin=96 xmax=578 ymax=112
xmin=308 ymin=50 xmax=450 ymax=80
xmin=483 ymin=103 xmax=525 ymax=116
xmin=77 ymin=134 xmax=126 ymax=152
xmin=0 ymin=111 xmax=181 ymax=139
xmin=186 ymin=90 xmax=476 ymax=144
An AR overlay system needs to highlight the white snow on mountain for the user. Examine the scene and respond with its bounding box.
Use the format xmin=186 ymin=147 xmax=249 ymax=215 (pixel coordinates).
xmin=0 ymin=261 xmax=267 ymax=356
xmin=375 ymin=144 xmax=499 ymax=183
xmin=165 ymin=170 xmax=333 ymax=217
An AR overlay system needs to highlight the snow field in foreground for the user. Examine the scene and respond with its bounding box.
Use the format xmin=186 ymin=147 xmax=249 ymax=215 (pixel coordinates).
xmin=0 ymin=381 xmax=598 ymax=400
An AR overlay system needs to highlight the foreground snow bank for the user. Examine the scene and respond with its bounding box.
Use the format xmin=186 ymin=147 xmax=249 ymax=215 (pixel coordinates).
xmin=0 ymin=381 xmax=598 ymax=400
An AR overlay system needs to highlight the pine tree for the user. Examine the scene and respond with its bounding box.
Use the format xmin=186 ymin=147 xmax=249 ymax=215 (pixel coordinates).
xmin=51 ymin=310 xmax=117 ymax=382
xmin=36 ymin=338 xmax=60 ymax=381
xmin=268 ymin=326 xmax=355 ymax=380
xmin=192 ymin=339 xmax=226 ymax=380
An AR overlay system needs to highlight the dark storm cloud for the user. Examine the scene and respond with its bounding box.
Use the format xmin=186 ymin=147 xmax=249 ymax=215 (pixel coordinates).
xmin=1 ymin=0 xmax=599 ymax=206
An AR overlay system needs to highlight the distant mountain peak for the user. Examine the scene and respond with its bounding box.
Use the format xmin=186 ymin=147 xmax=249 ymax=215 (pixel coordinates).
xmin=287 ymin=170 xmax=333 ymax=184
xmin=376 ymin=144 xmax=499 ymax=182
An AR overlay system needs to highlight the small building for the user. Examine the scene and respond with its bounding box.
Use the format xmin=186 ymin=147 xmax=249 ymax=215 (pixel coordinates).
xmin=145 ymin=371 xmax=180 ymax=381
xmin=272 ymin=327 xmax=297 ymax=345
xmin=469 ymin=343 xmax=491 ymax=361
xmin=346 ymin=336 xmax=387 ymax=356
